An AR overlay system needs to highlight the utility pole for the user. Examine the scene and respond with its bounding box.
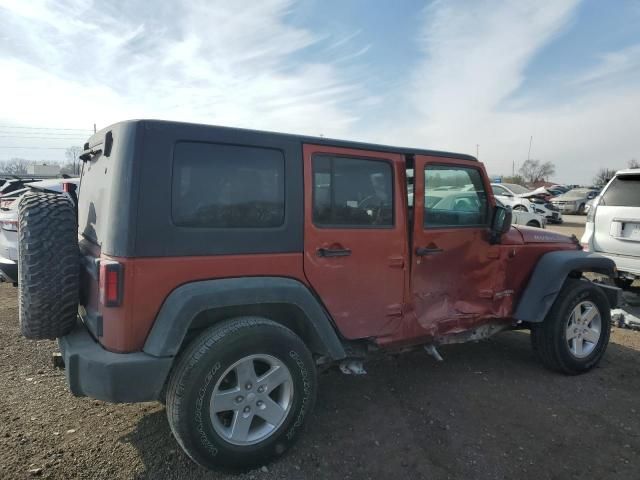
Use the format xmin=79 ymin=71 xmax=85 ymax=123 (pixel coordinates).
xmin=527 ymin=135 xmax=533 ymax=161
xmin=93 ymin=123 xmax=97 ymax=134
xmin=476 ymin=144 xmax=479 ymax=159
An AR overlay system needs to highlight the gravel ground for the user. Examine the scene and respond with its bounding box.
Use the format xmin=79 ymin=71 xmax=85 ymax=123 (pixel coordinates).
xmin=1 ymin=282 xmax=640 ymax=480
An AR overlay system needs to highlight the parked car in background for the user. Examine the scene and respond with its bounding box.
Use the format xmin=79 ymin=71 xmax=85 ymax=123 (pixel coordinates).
xmin=496 ymin=200 xmax=545 ymax=228
xmin=552 ymin=188 xmax=598 ymax=215
xmin=491 ymin=183 xmax=533 ymax=211
xmin=0 ymin=178 xmax=79 ymax=284
xmin=492 ymin=183 xmax=562 ymax=224
xmin=582 ymin=169 xmax=640 ymax=289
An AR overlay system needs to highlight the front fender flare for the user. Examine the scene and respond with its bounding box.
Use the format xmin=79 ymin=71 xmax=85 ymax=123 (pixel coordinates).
xmin=143 ymin=277 xmax=346 ymax=360
xmin=514 ymin=250 xmax=617 ymax=323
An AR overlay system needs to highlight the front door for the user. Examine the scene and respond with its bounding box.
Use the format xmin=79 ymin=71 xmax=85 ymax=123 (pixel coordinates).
xmin=410 ymin=155 xmax=498 ymax=337
xmin=302 ymin=144 xmax=408 ymax=340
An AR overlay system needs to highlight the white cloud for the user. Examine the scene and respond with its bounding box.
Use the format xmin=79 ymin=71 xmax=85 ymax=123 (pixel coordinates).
xmin=369 ymin=0 xmax=639 ymax=184
xmin=0 ymin=0 xmax=370 ymax=137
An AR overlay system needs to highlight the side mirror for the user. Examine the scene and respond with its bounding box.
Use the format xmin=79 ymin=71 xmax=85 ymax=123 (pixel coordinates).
xmin=490 ymin=204 xmax=512 ymax=244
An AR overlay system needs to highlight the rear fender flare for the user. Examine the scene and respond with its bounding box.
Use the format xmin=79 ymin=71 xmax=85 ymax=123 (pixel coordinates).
xmin=143 ymin=277 xmax=346 ymax=360
xmin=514 ymin=250 xmax=617 ymax=323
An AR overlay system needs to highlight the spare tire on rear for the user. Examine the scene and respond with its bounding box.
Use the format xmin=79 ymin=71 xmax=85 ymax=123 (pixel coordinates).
xmin=18 ymin=192 xmax=79 ymax=340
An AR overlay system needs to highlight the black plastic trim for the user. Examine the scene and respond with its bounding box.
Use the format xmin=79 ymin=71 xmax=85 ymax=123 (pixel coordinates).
xmin=58 ymin=321 xmax=172 ymax=403
xmin=143 ymin=276 xmax=346 ymax=360
xmin=514 ymin=250 xmax=617 ymax=323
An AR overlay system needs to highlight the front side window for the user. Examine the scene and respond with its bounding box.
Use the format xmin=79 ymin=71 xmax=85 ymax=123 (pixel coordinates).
xmin=424 ymin=165 xmax=488 ymax=228
xmin=172 ymin=142 xmax=285 ymax=228
xmin=313 ymin=155 xmax=393 ymax=227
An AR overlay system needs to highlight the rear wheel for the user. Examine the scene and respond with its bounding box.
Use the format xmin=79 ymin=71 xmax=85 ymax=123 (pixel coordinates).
xmin=526 ymin=220 xmax=541 ymax=228
xmin=166 ymin=317 xmax=317 ymax=470
xmin=531 ymin=279 xmax=610 ymax=374
xmin=578 ymin=203 xmax=586 ymax=215
xmin=18 ymin=192 xmax=79 ymax=339
xmin=513 ymin=205 xmax=528 ymax=212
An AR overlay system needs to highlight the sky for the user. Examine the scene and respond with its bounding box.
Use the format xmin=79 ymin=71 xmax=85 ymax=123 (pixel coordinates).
xmin=0 ymin=0 xmax=639 ymax=184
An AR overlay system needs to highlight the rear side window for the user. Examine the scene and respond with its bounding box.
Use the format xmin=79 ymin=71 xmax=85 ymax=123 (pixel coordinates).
xmin=601 ymin=175 xmax=640 ymax=207
xmin=172 ymin=142 xmax=285 ymax=228
xmin=312 ymin=155 xmax=394 ymax=227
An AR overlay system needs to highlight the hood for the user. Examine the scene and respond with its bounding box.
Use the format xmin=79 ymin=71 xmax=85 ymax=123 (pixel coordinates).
xmin=513 ymin=225 xmax=576 ymax=244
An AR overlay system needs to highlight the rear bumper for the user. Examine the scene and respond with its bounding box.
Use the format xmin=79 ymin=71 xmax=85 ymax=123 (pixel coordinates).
xmin=599 ymin=253 xmax=640 ymax=277
xmin=58 ymin=321 xmax=172 ymax=403
xmin=0 ymin=256 xmax=17 ymax=283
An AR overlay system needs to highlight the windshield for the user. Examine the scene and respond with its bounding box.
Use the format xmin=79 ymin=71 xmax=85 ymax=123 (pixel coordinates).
xmin=502 ymin=183 xmax=530 ymax=194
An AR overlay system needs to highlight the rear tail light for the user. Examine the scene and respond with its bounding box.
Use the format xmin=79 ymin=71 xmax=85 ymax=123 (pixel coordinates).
xmin=586 ymin=196 xmax=600 ymax=223
xmin=99 ymin=261 xmax=123 ymax=307
xmin=0 ymin=220 xmax=17 ymax=231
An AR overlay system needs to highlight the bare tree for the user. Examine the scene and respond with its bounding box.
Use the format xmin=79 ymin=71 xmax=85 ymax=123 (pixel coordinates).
xmin=593 ymin=168 xmax=617 ymax=186
xmin=0 ymin=158 xmax=30 ymax=175
xmin=65 ymin=146 xmax=82 ymax=175
xmin=628 ymin=158 xmax=640 ymax=169
xmin=518 ymin=159 xmax=556 ymax=184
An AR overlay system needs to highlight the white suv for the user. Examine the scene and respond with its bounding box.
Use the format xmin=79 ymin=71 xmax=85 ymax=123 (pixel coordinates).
xmin=581 ymin=169 xmax=640 ymax=289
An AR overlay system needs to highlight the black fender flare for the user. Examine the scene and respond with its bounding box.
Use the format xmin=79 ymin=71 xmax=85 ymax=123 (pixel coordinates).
xmin=143 ymin=276 xmax=346 ymax=360
xmin=514 ymin=250 xmax=618 ymax=323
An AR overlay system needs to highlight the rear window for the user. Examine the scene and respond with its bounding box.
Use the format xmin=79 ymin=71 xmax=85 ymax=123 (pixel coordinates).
xmin=172 ymin=142 xmax=285 ymax=228
xmin=601 ymin=175 xmax=640 ymax=207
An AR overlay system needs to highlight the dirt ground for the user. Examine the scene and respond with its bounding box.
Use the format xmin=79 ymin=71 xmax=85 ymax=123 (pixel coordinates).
xmin=1 ymin=281 xmax=639 ymax=480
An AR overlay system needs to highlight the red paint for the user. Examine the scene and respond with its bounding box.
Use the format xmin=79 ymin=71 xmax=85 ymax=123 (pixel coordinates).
xmin=88 ymin=253 xmax=305 ymax=353
xmin=301 ymin=144 xmax=409 ymax=340
xmin=80 ymin=149 xmax=579 ymax=354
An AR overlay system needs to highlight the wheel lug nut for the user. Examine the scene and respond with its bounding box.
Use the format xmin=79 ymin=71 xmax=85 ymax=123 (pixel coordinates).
xmin=258 ymin=386 xmax=265 ymax=393
xmin=243 ymin=406 xmax=250 ymax=413
xmin=245 ymin=383 xmax=252 ymax=390
xmin=257 ymin=401 xmax=264 ymax=408
xmin=235 ymin=396 xmax=244 ymax=403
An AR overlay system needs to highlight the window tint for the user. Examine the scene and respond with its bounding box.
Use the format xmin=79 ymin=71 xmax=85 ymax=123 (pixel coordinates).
xmin=424 ymin=166 xmax=488 ymax=227
xmin=172 ymin=142 xmax=285 ymax=228
xmin=313 ymin=155 xmax=393 ymax=227
xmin=492 ymin=185 xmax=508 ymax=195
xmin=601 ymin=175 xmax=640 ymax=207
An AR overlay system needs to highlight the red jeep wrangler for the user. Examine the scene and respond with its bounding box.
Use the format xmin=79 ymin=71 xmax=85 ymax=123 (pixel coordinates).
xmin=17 ymin=120 xmax=619 ymax=470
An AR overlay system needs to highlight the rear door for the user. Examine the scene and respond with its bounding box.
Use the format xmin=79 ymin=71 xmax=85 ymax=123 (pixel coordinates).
xmin=410 ymin=156 xmax=499 ymax=336
xmin=593 ymin=173 xmax=640 ymax=257
xmin=302 ymin=144 xmax=408 ymax=340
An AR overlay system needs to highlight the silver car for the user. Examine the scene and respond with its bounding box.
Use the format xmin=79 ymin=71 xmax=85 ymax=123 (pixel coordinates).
xmin=0 ymin=178 xmax=79 ymax=284
xmin=551 ymin=188 xmax=598 ymax=215
xmin=581 ymin=169 xmax=640 ymax=289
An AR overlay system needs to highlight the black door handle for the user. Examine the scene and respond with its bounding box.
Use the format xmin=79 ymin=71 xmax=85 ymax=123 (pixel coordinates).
xmin=415 ymin=246 xmax=443 ymax=256
xmin=317 ymin=247 xmax=352 ymax=257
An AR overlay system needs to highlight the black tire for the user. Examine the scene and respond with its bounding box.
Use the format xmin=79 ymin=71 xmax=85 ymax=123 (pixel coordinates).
xmin=513 ymin=205 xmax=528 ymax=212
xmin=526 ymin=220 xmax=541 ymax=228
xmin=578 ymin=203 xmax=586 ymax=215
xmin=614 ymin=277 xmax=634 ymax=290
xmin=166 ymin=317 xmax=317 ymax=470
xmin=531 ymin=279 xmax=610 ymax=375
xmin=18 ymin=192 xmax=79 ymax=340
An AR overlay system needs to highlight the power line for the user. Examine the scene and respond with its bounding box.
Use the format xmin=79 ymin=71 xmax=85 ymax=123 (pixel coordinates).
xmin=0 ymin=146 xmax=69 ymax=150
xmin=0 ymin=125 xmax=93 ymax=132
xmin=0 ymin=136 xmax=87 ymax=140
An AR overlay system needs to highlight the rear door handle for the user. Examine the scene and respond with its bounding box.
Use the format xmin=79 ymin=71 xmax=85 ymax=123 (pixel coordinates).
xmin=415 ymin=246 xmax=443 ymax=256
xmin=317 ymin=247 xmax=352 ymax=257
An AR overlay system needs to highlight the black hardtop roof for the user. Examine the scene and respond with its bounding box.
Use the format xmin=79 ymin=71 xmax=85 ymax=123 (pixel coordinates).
xmin=90 ymin=119 xmax=477 ymax=162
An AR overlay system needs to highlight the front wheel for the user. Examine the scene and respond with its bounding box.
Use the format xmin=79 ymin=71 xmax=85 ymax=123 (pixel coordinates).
xmin=531 ymin=279 xmax=610 ymax=375
xmin=526 ymin=220 xmax=541 ymax=228
xmin=165 ymin=317 xmax=317 ymax=470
